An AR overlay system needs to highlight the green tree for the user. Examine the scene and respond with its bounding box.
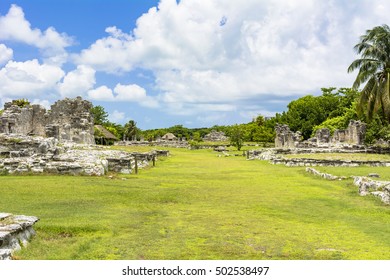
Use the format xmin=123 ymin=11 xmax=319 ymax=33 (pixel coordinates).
xmin=192 ymin=132 xmax=202 ymax=142
xmin=348 ymin=24 xmax=390 ymax=122
xmin=229 ymin=124 xmax=244 ymax=151
xmin=124 ymin=120 xmax=138 ymax=140
xmin=91 ymin=105 xmax=109 ymax=125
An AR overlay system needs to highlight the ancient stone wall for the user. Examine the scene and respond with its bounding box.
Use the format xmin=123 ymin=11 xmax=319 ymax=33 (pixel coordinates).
xmin=274 ymin=124 xmax=302 ymax=148
xmin=274 ymin=120 xmax=367 ymax=149
xmin=0 ymin=97 xmax=95 ymax=144
xmin=333 ymin=120 xmax=367 ymax=145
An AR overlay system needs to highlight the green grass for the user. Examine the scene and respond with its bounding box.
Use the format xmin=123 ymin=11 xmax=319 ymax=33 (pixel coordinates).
xmin=1 ymin=148 xmax=390 ymax=260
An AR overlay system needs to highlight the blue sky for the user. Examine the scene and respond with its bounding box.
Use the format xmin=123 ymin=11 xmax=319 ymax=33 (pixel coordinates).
xmin=0 ymin=0 xmax=389 ymax=129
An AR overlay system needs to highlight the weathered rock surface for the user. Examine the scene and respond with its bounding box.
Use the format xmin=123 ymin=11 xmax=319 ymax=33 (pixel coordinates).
xmin=0 ymin=213 xmax=39 ymax=260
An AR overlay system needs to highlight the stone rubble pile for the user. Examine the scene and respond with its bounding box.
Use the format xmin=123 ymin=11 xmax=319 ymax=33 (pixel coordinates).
xmin=352 ymin=177 xmax=390 ymax=204
xmin=0 ymin=213 xmax=39 ymax=260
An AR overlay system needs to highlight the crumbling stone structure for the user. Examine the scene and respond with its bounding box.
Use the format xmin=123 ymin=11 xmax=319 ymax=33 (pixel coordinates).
xmin=203 ymin=130 xmax=228 ymax=142
xmin=332 ymin=120 xmax=366 ymax=145
xmin=0 ymin=97 xmax=94 ymax=144
xmin=274 ymin=124 xmax=302 ymax=148
xmin=274 ymin=120 xmax=367 ymax=148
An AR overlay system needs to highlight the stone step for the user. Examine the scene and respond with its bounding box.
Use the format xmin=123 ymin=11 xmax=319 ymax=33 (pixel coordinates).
xmin=0 ymin=213 xmax=39 ymax=260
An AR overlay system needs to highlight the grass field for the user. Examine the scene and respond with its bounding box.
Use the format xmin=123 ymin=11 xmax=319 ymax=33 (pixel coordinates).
xmin=1 ymin=147 xmax=390 ymax=260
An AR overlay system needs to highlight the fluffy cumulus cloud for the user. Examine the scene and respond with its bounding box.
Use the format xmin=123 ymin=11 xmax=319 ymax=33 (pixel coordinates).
xmin=76 ymin=0 xmax=390 ymax=117
xmin=87 ymin=85 xmax=114 ymax=101
xmin=88 ymin=83 xmax=159 ymax=108
xmin=0 ymin=44 xmax=13 ymax=65
xmin=58 ymin=65 xmax=96 ymax=98
xmin=0 ymin=59 xmax=64 ymax=99
xmin=0 ymin=4 xmax=73 ymax=65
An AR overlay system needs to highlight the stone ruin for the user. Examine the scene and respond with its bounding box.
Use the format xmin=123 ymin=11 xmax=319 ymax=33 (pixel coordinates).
xmin=0 ymin=133 xmax=169 ymax=176
xmin=274 ymin=124 xmax=302 ymax=148
xmin=275 ymin=120 xmax=367 ymax=148
xmin=0 ymin=213 xmax=39 ymax=260
xmin=0 ymin=97 xmax=94 ymax=144
xmin=203 ymin=130 xmax=229 ymax=142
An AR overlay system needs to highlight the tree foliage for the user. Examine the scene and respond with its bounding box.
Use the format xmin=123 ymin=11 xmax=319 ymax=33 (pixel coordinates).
xmin=229 ymin=124 xmax=244 ymax=151
xmin=124 ymin=120 xmax=139 ymax=140
xmin=91 ymin=105 xmax=109 ymax=125
xmin=348 ymin=24 xmax=390 ymax=122
xmin=278 ymin=88 xmax=358 ymax=139
xmin=12 ymin=99 xmax=30 ymax=108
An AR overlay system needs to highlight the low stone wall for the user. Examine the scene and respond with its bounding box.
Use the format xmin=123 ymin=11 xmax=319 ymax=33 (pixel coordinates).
xmin=305 ymin=168 xmax=390 ymax=205
xmin=305 ymin=167 xmax=347 ymax=180
xmin=272 ymin=158 xmax=390 ymax=167
xmin=352 ymin=177 xmax=390 ymax=204
xmin=0 ymin=213 xmax=39 ymax=260
xmin=248 ymin=148 xmax=390 ymax=167
xmin=116 ymin=140 xmax=189 ymax=148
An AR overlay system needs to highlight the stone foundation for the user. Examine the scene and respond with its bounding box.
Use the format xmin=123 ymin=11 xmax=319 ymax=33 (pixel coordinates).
xmin=0 ymin=134 xmax=169 ymax=176
xmin=0 ymin=213 xmax=39 ymax=260
xmin=248 ymin=147 xmax=390 ymax=167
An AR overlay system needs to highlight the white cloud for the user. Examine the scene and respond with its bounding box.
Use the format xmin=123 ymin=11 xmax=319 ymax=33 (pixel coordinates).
xmin=87 ymin=83 xmax=159 ymax=108
xmin=108 ymin=110 xmax=126 ymax=123
xmin=58 ymin=65 xmax=96 ymax=98
xmin=75 ymin=0 xmax=390 ymax=118
xmin=31 ymin=98 xmax=51 ymax=109
xmin=0 ymin=59 xmax=65 ymax=98
xmin=87 ymin=85 xmax=114 ymax=101
xmin=0 ymin=4 xmax=72 ymax=64
xmin=114 ymin=83 xmax=146 ymax=101
xmin=0 ymin=44 xmax=13 ymax=65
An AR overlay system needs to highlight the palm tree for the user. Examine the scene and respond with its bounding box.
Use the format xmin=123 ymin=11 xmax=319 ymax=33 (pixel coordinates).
xmin=124 ymin=120 xmax=138 ymax=141
xmin=348 ymin=24 xmax=390 ymax=122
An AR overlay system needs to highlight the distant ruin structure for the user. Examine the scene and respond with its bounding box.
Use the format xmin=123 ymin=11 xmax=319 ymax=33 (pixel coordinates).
xmin=203 ymin=130 xmax=229 ymax=142
xmin=0 ymin=97 xmax=95 ymax=144
xmin=274 ymin=120 xmax=367 ymax=148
